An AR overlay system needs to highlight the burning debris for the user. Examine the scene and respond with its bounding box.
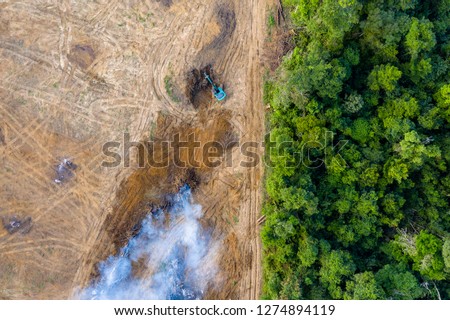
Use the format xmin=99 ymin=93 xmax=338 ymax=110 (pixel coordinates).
xmin=1 ymin=216 xmax=33 ymax=235
xmin=79 ymin=185 xmax=216 ymax=300
xmin=54 ymin=158 xmax=78 ymax=185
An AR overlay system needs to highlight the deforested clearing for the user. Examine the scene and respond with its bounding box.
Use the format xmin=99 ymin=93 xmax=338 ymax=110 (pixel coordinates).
xmin=0 ymin=0 xmax=267 ymax=299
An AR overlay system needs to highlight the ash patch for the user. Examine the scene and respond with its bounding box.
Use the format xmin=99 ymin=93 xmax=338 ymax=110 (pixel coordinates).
xmin=68 ymin=45 xmax=95 ymax=69
xmin=2 ymin=216 xmax=33 ymax=235
xmin=196 ymin=3 xmax=236 ymax=64
xmin=207 ymin=4 xmax=236 ymax=50
xmin=156 ymin=0 xmax=173 ymax=7
xmin=54 ymin=158 xmax=78 ymax=185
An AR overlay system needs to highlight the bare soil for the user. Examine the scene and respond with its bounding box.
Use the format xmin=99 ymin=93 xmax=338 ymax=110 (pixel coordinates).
xmin=0 ymin=0 xmax=268 ymax=299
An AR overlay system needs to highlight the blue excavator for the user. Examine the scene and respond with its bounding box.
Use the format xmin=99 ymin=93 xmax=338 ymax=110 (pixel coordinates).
xmin=204 ymin=72 xmax=227 ymax=101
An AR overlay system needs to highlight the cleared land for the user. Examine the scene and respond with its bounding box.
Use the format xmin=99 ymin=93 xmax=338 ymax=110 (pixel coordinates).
xmin=0 ymin=0 xmax=267 ymax=299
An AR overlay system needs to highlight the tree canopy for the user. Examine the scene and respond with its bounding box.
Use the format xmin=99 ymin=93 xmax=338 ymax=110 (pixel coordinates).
xmin=262 ymin=0 xmax=450 ymax=299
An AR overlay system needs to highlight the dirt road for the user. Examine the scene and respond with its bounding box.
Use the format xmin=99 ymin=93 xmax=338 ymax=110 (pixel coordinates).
xmin=0 ymin=0 xmax=267 ymax=299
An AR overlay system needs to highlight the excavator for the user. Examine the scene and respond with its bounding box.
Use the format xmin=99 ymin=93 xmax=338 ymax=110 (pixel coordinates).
xmin=204 ymin=72 xmax=227 ymax=101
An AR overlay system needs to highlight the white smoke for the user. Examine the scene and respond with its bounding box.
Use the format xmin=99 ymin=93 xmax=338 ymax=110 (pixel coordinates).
xmin=78 ymin=185 xmax=217 ymax=300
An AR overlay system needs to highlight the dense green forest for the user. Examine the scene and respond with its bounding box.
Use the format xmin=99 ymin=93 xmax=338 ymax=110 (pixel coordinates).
xmin=262 ymin=0 xmax=450 ymax=299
